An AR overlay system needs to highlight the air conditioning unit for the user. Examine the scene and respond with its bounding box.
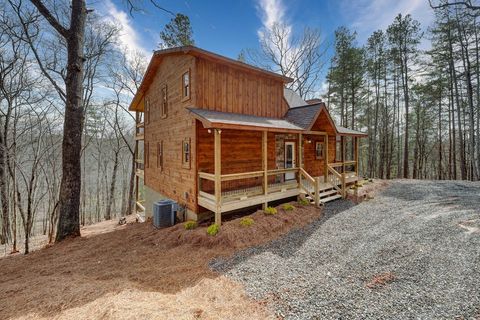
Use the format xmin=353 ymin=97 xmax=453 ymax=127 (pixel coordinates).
xmin=153 ymin=199 xmax=177 ymax=228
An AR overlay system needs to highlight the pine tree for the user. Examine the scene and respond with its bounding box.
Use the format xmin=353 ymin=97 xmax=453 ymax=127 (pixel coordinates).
xmin=159 ymin=14 xmax=194 ymax=48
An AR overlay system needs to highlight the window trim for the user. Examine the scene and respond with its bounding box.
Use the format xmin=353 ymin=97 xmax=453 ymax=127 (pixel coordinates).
xmin=315 ymin=140 xmax=325 ymax=160
xmin=161 ymin=84 xmax=168 ymax=118
xmin=181 ymin=69 xmax=191 ymax=101
xmin=182 ymin=138 xmax=191 ymax=169
xmin=157 ymin=141 xmax=163 ymax=171
xmin=145 ymin=98 xmax=150 ymax=125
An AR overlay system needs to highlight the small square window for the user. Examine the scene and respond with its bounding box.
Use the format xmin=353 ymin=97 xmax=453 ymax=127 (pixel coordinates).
xmin=315 ymin=141 xmax=324 ymax=160
xmin=182 ymin=71 xmax=190 ymax=100
xmin=182 ymin=138 xmax=191 ymax=169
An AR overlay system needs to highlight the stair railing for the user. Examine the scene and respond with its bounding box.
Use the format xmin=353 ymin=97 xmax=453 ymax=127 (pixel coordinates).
xmin=299 ymin=168 xmax=320 ymax=207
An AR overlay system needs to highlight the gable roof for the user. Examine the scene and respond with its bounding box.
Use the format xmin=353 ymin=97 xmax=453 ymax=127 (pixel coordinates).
xmin=129 ymin=46 xmax=293 ymax=112
xmin=285 ymin=104 xmax=322 ymax=129
xmin=284 ymin=102 xmax=367 ymax=136
xmin=188 ymin=108 xmax=304 ymax=133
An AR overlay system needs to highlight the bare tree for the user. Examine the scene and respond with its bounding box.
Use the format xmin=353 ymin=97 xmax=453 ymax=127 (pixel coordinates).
xmin=245 ymin=23 xmax=326 ymax=99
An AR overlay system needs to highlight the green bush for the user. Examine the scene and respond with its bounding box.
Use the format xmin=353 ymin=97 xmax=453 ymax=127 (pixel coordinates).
xmin=264 ymin=206 xmax=277 ymax=215
xmin=297 ymin=198 xmax=310 ymax=206
xmin=239 ymin=217 xmax=254 ymax=227
xmin=207 ymin=223 xmax=220 ymax=236
xmin=282 ymin=203 xmax=295 ymax=211
xmin=184 ymin=220 xmax=198 ymax=230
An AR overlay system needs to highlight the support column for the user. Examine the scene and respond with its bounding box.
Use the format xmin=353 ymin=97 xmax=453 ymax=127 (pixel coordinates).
xmin=298 ymin=133 xmax=303 ymax=169
xmin=324 ymin=134 xmax=329 ymax=183
xmin=262 ymin=131 xmax=268 ymax=209
xmin=214 ymin=129 xmax=222 ymax=225
xmin=341 ymin=136 xmax=346 ymax=198
xmin=354 ymin=137 xmax=359 ymax=176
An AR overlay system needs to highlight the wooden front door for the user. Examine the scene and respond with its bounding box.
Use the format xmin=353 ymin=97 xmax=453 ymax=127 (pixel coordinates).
xmin=285 ymin=141 xmax=296 ymax=180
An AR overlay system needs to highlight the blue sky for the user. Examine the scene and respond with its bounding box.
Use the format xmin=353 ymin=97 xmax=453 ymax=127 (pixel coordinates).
xmin=97 ymin=0 xmax=435 ymax=88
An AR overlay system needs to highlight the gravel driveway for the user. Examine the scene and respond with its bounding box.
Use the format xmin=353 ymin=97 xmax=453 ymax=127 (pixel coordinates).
xmin=211 ymin=180 xmax=480 ymax=319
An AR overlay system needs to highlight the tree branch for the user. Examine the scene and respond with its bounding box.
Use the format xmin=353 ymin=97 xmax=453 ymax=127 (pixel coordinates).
xmin=29 ymin=0 xmax=69 ymax=37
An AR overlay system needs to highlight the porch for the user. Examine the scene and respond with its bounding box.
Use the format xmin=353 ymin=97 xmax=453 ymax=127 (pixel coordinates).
xmin=196 ymin=128 xmax=361 ymax=225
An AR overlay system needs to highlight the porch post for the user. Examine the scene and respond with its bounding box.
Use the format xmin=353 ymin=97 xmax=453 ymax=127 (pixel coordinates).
xmin=354 ymin=137 xmax=359 ymax=176
xmin=324 ymin=134 xmax=329 ymax=183
xmin=214 ymin=129 xmax=222 ymax=225
xmin=298 ymin=133 xmax=303 ymax=186
xmin=262 ymin=131 xmax=268 ymax=209
xmin=341 ymin=136 xmax=346 ymax=198
xmin=298 ymin=133 xmax=303 ymax=169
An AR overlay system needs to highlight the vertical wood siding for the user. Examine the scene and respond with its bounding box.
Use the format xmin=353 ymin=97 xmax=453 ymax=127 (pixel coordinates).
xmin=195 ymin=57 xmax=288 ymax=118
xmin=144 ymin=55 xmax=197 ymax=211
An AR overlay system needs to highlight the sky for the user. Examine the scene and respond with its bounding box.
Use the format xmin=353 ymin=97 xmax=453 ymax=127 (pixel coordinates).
xmin=96 ymin=0 xmax=436 ymax=89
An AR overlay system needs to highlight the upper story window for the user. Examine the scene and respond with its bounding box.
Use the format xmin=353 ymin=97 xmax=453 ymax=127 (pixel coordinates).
xmin=145 ymin=98 xmax=150 ymax=124
xmin=161 ymin=84 xmax=168 ymax=118
xmin=182 ymin=70 xmax=190 ymax=100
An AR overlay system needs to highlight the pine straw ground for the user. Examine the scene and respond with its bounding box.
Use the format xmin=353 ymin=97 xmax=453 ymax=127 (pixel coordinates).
xmin=0 ymin=201 xmax=322 ymax=320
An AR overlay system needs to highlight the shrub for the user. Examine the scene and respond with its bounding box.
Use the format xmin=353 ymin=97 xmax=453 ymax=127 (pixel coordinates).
xmin=264 ymin=206 xmax=277 ymax=215
xmin=207 ymin=223 xmax=220 ymax=236
xmin=297 ymin=198 xmax=310 ymax=206
xmin=282 ymin=203 xmax=295 ymax=211
xmin=239 ymin=217 xmax=254 ymax=227
xmin=184 ymin=220 xmax=197 ymax=230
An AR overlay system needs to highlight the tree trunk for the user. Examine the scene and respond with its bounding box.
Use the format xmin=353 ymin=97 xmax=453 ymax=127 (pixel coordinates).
xmin=55 ymin=0 xmax=87 ymax=241
xmin=105 ymin=150 xmax=119 ymax=220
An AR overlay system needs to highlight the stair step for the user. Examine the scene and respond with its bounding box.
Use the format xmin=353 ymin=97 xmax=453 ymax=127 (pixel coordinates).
xmin=318 ymin=189 xmax=338 ymax=198
xmin=320 ymin=194 xmax=342 ymax=204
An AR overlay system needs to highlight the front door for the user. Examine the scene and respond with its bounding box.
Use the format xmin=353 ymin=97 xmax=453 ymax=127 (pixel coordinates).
xmin=284 ymin=142 xmax=296 ymax=180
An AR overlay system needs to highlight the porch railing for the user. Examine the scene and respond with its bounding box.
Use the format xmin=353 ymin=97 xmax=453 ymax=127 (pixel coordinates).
xmin=198 ymin=168 xmax=300 ymax=206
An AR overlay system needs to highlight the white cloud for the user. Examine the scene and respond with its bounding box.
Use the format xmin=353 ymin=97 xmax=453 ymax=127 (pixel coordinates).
xmin=257 ymin=0 xmax=287 ymax=30
xmin=98 ymin=0 xmax=151 ymax=58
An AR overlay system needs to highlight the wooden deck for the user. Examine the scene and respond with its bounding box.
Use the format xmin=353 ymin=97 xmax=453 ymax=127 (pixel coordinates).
xmin=198 ymin=167 xmax=359 ymax=215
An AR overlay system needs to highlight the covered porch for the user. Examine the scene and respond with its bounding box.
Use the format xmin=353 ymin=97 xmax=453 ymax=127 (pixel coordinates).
xmin=191 ymin=108 xmax=365 ymax=225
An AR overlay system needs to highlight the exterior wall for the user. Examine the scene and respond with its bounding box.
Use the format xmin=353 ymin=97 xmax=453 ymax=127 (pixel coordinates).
xmin=197 ymin=125 xmax=276 ymax=193
xmin=144 ymin=54 xmax=197 ymax=213
xmin=195 ymin=57 xmax=289 ymax=118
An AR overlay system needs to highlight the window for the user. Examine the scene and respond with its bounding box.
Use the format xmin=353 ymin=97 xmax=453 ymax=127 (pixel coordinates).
xmin=145 ymin=98 xmax=150 ymax=124
xmin=145 ymin=142 xmax=150 ymax=168
xmin=182 ymin=138 xmax=191 ymax=169
xmin=157 ymin=141 xmax=163 ymax=170
xmin=315 ymin=141 xmax=324 ymax=160
xmin=161 ymin=84 xmax=168 ymax=118
xmin=182 ymin=70 xmax=190 ymax=100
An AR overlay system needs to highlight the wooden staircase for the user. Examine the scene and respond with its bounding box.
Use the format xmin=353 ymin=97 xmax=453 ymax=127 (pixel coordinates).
xmin=303 ymin=184 xmax=342 ymax=205
xmin=299 ymin=168 xmax=342 ymax=206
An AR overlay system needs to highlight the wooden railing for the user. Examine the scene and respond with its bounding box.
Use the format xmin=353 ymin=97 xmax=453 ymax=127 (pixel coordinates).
xmin=198 ymin=168 xmax=300 ymax=205
xmin=299 ymin=168 xmax=320 ymax=206
xmin=327 ymin=164 xmax=342 ymax=193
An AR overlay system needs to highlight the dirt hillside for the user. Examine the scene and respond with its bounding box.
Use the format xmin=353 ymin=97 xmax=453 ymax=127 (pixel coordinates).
xmin=0 ymin=202 xmax=322 ymax=319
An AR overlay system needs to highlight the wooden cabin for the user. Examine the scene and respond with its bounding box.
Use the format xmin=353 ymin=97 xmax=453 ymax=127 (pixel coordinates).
xmin=129 ymin=46 xmax=367 ymax=224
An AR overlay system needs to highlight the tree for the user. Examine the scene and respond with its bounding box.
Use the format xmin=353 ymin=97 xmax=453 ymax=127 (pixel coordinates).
xmin=387 ymin=14 xmax=422 ymax=178
xmin=245 ymin=23 xmax=325 ymax=99
xmin=159 ymin=13 xmax=194 ymax=48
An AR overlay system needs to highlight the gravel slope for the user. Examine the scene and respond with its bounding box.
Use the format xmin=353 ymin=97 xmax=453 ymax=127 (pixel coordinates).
xmin=211 ymin=180 xmax=480 ymax=319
